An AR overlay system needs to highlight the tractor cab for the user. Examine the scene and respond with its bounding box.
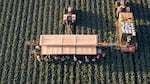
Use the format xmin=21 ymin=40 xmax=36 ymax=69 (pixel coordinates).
xmin=115 ymin=0 xmax=130 ymax=17
xmin=63 ymin=6 xmax=76 ymax=25
xmin=67 ymin=6 xmax=72 ymax=13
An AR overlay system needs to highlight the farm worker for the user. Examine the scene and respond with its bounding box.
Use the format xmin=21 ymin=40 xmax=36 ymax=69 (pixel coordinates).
xmin=32 ymin=49 xmax=41 ymax=62
xmin=96 ymin=54 xmax=100 ymax=59
xmin=31 ymin=49 xmax=37 ymax=56
xmin=65 ymin=56 xmax=70 ymax=59
xmin=73 ymin=56 xmax=77 ymax=61
xmin=85 ymin=56 xmax=89 ymax=62
xmin=78 ymin=60 xmax=82 ymax=64
xmin=32 ymin=49 xmax=38 ymax=57
xmin=31 ymin=40 xmax=35 ymax=45
xmin=35 ymin=45 xmax=40 ymax=50
xmin=44 ymin=56 xmax=49 ymax=62
xmin=92 ymin=58 xmax=96 ymax=62
xmin=54 ymin=56 xmax=58 ymax=60
xmin=34 ymin=52 xmax=37 ymax=57
xmin=31 ymin=49 xmax=36 ymax=55
xmin=61 ymin=56 xmax=65 ymax=61
xmin=97 ymin=48 xmax=102 ymax=54
xmin=127 ymin=36 xmax=131 ymax=43
xmin=102 ymin=52 xmax=106 ymax=57
xmin=36 ymin=55 xmax=41 ymax=62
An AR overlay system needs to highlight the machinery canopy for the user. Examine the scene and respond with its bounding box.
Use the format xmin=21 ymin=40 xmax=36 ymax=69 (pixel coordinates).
xmin=121 ymin=22 xmax=136 ymax=36
xmin=39 ymin=35 xmax=98 ymax=55
xmin=120 ymin=0 xmax=125 ymax=4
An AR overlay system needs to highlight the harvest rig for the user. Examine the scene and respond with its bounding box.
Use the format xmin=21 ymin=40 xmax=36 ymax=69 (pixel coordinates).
xmin=115 ymin=0 xmax=137 ymax=52
xmin=26 ymin=2 xmax=137 ymax=62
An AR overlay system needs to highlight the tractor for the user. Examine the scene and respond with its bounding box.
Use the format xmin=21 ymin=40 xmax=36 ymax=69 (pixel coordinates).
xmin=63 ymin=6 xmax=76 ymax=34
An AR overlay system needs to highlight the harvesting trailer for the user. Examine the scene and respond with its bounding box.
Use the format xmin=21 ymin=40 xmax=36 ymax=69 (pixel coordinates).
xmin=26 ymin=4 xmax=137 ymax=62
xmin=115 ymin=0 xmax=137 ymax=52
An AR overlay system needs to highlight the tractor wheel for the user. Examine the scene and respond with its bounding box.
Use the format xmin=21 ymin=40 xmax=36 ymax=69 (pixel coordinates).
xmin=72 ymin=7 xmax=76 ymax=14
xmin=64 ymin=8 xmax=67 ymax=14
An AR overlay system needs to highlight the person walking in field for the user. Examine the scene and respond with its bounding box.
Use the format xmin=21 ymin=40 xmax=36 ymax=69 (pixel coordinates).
xmin=36 ymin=55 xmax=41 ymax=62
xmin=32 ymin=49 xmax=41 ymax=62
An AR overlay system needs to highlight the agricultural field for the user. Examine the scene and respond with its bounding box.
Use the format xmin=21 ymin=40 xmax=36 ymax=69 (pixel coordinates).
xmin=0 ymin=0 xmax=150 ymax=84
